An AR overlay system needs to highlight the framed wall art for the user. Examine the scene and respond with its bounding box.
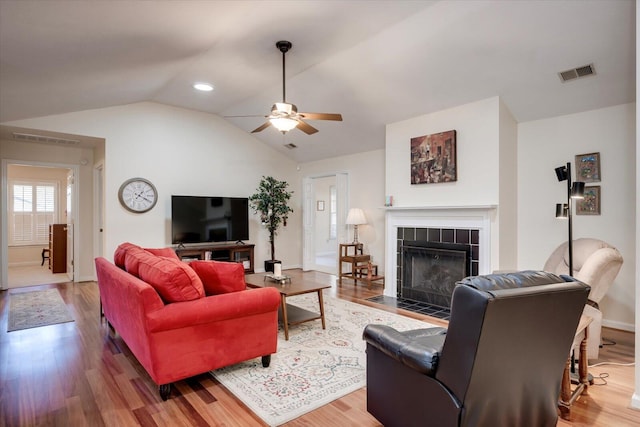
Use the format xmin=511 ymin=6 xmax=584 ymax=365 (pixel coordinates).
xmin=576 ymin=185 xmax=600 ymax=215
xmin=575 ymin=152 xmax=601 ymax=182
xmin=316 ymin=200 xmax=325 ymax=211
xmin=410 ymin=130 xmax=457 ymax=184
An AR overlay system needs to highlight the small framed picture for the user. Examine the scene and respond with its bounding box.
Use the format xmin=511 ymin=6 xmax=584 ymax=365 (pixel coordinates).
xmin=317 ymin=200 xmax=325 ymax=211
xmin=576 ymin=186 xmax=600 ymax=215
xmin=575 ymin=152 xmax=601 ymax=182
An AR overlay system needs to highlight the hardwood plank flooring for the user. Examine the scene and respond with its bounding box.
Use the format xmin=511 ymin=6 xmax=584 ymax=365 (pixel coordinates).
xmin=1 ymin=269 xmax=637 ymax=426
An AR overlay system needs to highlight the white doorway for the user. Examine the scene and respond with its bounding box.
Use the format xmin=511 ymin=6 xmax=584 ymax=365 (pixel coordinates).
xmin=1 ymin=161 xmax=78 ymax=289
xmin=302 ymin=172 xmax=349 ymax=274
xmin=313 ymin=176 xmax=337 ymax=274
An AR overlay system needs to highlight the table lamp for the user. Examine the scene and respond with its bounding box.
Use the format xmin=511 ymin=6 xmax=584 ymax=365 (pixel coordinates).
xmin=346 ymin=208 xmax=367 ymax=244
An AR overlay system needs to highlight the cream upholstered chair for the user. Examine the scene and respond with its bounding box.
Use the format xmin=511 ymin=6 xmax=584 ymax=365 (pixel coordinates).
xmin=544 ymin=238 xmax=623 ymax=359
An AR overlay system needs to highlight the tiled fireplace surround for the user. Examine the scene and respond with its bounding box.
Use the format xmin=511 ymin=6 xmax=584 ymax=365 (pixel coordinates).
xmin=384 ymin=206 xmax=495 ymax=300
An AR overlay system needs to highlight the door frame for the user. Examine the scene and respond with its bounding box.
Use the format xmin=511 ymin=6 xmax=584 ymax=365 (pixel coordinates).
xmin=93 ymin=161 xmax=104 ymax=263
xmin=1 ymin=159 xmax=79 ymax=289
xmin=302 ymin=171 xmax=349 ymax=273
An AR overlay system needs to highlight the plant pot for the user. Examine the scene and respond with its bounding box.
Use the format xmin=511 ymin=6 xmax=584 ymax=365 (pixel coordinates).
xmin=265 ymin=260 xmax=281 ymax=273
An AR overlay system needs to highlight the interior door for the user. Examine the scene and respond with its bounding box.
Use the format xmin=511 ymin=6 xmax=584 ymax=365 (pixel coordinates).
xmin=302 ymin=173 xmax=349 ymax=274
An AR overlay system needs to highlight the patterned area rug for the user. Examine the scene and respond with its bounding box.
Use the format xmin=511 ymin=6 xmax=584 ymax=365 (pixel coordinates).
xmin=211 ymin=294 xmax=436 ymax=426
xmin=7 ymin=289 xmax=74 ymax=332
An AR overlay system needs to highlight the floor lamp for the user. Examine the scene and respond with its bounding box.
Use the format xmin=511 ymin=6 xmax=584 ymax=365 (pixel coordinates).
xmin=554 ymin=162 xmax=585 ymax=276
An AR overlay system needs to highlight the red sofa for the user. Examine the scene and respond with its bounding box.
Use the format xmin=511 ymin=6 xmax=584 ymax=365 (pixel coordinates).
xmin=95 ymin=242 xmax=281 ymax=400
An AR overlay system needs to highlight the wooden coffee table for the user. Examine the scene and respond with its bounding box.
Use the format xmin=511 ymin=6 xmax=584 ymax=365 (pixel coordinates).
xmin=245 ymin=273 xmax=331 ymax=340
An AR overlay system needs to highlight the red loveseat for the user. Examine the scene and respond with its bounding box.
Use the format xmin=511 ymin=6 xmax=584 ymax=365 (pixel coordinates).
xmin=95 ymin=242 xmax=281 ymax=400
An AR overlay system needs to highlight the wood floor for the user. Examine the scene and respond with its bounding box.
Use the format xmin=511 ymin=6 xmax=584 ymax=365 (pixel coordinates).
xmin=1 ymin=269 xmax=638 ymax=426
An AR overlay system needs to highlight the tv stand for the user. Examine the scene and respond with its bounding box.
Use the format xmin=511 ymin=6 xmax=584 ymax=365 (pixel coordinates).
xmin=174 ymin=243 xmax=254 ymax=273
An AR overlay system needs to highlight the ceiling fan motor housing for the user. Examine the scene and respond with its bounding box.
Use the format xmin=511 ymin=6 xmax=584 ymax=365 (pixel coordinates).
xmin=272 ymin=103 xmax=297 ymax=116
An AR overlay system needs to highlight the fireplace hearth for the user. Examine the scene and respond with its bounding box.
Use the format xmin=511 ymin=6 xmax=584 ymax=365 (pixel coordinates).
xmin=401 ymin=240 xmax=471 ymax=307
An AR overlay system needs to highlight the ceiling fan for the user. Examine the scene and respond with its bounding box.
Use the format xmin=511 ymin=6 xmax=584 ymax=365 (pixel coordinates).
xmin=230 ymin=41 xmax=343 ymax=135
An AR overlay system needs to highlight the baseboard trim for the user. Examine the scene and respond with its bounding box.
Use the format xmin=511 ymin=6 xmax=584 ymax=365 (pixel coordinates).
xmin=631 ymin=392 xmax=640 ymax=410
xmin=8 ymin=261 xmax=42 ymax=267
xmin=602 ymin=319 xmax=635 ymax=333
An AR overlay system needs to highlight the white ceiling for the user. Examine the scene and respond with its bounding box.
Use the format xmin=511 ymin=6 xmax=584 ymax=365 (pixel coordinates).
xmin=0 ymin=0 xmax=635 ymax=163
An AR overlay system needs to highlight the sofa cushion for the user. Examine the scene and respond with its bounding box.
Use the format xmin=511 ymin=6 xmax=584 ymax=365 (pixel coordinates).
xmin=114 ymin=242 xmax=140 ymax=269
xmin=189 ymin=260 xmax=246 ymax=295
xmin=138 ymin=256 xmax=205 ymax=303
xmin=145 ymin=247 xmax=180 ymax=261
xmin=124 ymin=246 xmax=153 ymax=277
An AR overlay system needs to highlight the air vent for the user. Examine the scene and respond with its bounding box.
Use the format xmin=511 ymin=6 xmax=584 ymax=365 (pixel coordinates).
xmin=12 ymin=132 xmax=80 ymax=145
xmin=284 ymin=143 xmax=297 ymax=149
xmin=558 ymin=63 xmax=595 ymax=82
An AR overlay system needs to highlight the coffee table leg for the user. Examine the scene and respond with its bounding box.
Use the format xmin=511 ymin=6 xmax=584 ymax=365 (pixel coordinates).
xmin=317 ymin=290 xmax=326 ymax=330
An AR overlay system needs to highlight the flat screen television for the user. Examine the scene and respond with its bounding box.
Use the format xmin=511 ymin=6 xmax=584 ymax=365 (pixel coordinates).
xmin=171 ymin=195 xmax=249 ymax=244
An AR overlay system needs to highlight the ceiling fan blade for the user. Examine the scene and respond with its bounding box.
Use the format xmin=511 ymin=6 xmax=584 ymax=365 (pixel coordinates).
xmin=251 ymin=122 xmax=272 ymax=133
xmin=299 ymin=112 xmax=343 ymax=121
xmin=296 ymin=120 xmax=319 ymax=135
xmin=224 ymin=114 xmax=266 ymax=118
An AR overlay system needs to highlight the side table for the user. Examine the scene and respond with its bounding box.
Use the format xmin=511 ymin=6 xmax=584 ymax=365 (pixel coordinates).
xmin=338 ymin=243 xmax=370 ymax=285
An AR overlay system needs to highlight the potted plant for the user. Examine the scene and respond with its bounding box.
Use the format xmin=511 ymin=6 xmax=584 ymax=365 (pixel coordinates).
xmin=249 ymin=176 xmax=294 ymax=272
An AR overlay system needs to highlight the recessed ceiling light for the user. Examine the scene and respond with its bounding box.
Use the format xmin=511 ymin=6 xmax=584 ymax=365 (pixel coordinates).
xmin=193 ymin=82 xmax=214 ymax=92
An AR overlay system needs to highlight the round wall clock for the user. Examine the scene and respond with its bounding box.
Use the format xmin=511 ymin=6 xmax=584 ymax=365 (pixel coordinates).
xmin=118 ymin=177 xmax=158 ymax=213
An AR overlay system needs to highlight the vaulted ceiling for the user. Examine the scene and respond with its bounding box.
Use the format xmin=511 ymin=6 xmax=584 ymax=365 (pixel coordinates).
xmin=0 ymin=1 xmax=635 ymax=162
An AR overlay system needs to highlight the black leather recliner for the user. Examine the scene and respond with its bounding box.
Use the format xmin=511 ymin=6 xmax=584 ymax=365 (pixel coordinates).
xmin=363 ymin=270 xmax=590 ymax=427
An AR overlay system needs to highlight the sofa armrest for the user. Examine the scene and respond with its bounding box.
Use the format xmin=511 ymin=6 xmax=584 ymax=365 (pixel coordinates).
xmin=146 ymin=287 xmax=281 ymax=332
xmin=363 ymin=324 xmax=446 ymax=376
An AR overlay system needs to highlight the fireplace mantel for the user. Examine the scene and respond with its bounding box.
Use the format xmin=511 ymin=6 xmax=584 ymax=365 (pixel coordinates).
xmin=384 ymin=205 xmax=497 ymax=298
xmin=382 ymin=204 xmax=497 ymax=211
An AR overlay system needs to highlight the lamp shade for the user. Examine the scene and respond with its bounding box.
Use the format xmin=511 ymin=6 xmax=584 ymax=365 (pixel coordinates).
xmin=555 ymin=166 xmax=568 ymax=181
xmin=571 ymin=182 xmax=585 ymax=199
xmin=346 ymin=208 xmax=367 ymax=225
xmin=555 ymin=203 xmax=568 ymax=219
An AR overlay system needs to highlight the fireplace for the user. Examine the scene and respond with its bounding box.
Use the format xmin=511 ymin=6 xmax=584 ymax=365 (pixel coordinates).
xmin=401 ymin=240 xmax=471 ymax=307
xmin=383 ymin=205 xmax=495 ymax=302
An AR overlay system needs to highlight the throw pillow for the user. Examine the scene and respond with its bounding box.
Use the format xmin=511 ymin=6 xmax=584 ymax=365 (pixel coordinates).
xmin=145 ymin=247 xmax=180 ymax=261
xmin=114 ymin=242 xmax=140 ymax=269
xmin=124 ymin=246 xmax=153 ymax=277
xmin=138 ymin=256 xmax=205 ymax=303
xmin=189 ymin=260 xmax=246 ymax=295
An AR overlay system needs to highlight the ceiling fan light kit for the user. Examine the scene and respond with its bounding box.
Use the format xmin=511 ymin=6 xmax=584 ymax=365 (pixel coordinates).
xmin=239 ymin=40 xmax=342 ymax=135
xmin=270 ymin=117 xmax=298 ymax=132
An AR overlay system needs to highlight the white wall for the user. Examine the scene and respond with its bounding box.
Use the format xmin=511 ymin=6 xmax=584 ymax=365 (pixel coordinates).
xmin=634 ymin=0 xmax=639 ymax=408
xmin=300 ymin=149 xmax=386 ymax=272
xmin=3 ymin=102 xmax=302 ymax=273
xmin=384 ymin=96 xmax=517 ymax=271
xmin=498 ymin=99 xmax=518 ymax=269
xmin=518 ymin=103 xmax=636 ymax=331
xmin=385 ymin=97 xmax=501 ymax=207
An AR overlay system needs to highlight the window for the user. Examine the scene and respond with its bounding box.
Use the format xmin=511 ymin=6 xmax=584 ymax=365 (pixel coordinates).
xmin=10 ymin=181 xmax=57 ymax=245
xmin=329 ymin=185 xmax=337 ymax=240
